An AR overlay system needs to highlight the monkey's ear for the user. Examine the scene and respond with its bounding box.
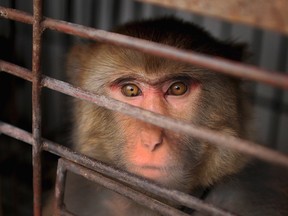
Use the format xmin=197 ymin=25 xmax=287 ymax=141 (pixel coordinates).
xmin=66 ymin=44 xmax=92 ymax=86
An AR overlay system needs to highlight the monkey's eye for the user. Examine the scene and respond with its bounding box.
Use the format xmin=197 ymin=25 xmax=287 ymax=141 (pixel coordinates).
xmin=167 ymin=82 xmax=188 ymax=96
xmin=121 ymin=84 xmax=142 ymax=97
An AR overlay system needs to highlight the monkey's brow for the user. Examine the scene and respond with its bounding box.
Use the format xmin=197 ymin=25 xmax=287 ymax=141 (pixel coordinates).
xmin=152 ymin=74 xmax=195 ymax=85
xmin=110 ymin=74 xmax=194 ymax=86
xmin=110 ymin=76 xmax=140 ymax=86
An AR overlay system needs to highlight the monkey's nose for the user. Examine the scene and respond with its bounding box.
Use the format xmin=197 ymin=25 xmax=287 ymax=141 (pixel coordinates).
xmin=141 ymin=125 xmax=164 ymax=152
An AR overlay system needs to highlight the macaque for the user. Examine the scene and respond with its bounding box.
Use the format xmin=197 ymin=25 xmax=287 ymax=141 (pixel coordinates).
xmin=45 ymin=17 xmax=288 ymax=216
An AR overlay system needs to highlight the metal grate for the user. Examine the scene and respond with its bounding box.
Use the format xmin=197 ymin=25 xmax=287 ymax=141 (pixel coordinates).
xmin=0 ymin=1 xmax=288 ymax=216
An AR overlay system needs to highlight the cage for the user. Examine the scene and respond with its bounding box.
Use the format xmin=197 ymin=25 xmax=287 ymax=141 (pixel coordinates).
xmin=0 ymin=0 xmax=288 ymax=215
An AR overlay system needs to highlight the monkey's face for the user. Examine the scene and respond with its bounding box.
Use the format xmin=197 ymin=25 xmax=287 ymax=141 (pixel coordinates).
xmin=73 ymin=44 xmax=248 ymax=192
xmin=108 ymin=72 xmax=204 ymax=190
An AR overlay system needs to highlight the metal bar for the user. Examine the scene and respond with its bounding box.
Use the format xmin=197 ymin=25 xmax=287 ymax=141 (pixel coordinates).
xmin=42 ymin=76 xmax=288 ymax=168
xmin=0 ymin=121 xmax=237 ymax=216
xmin=5 ymin=45 xmax=285 ymax=114
xmin=59 ymin=210 xmax=77 ymax=216
xmin=0 ymin=6 xmax=33 ymax=24
xmin=1 ymin=6 xmax=288 ymax=89
xmin=0 ymin=121 xmax=33 ymax=144
xmin=57 ymin=159 xmax=192 ymax=216
xmin=32 ymin=0 xmax=43 ymax=215
xmin=42 ymin=22 xmax=288 ymax=90
xmin=54 ymin=158 xmax=67 ymax=216
xmin=0 ymin=60 xmax=33 ymax=81
xmin=0 ymin=4 xmax=287 ymax=215
xmin=1 ymin=62 xmax=288 ymax=167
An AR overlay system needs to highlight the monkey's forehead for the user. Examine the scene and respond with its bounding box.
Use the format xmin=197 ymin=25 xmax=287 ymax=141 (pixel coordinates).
xmin=88 ymin=45 xmax=205 ymax=80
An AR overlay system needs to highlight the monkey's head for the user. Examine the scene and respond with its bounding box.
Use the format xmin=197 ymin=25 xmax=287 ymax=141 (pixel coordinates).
xmin=67 ymin=17 xmax=249 ymax=192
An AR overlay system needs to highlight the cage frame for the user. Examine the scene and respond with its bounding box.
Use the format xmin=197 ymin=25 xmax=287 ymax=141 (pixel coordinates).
xmin=0 ymin=0 xmax=288 ymax=216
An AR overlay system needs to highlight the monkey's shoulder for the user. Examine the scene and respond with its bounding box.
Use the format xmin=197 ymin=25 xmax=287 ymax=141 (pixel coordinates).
xmin=197 ymin=162 xmax=288 ymax=216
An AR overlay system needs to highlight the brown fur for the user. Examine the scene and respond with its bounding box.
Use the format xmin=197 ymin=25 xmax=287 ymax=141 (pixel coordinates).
xmin=41 ymin=17 xmax=288 ymax=216
xmin=64 ymin=17 xmax=251 ymax=215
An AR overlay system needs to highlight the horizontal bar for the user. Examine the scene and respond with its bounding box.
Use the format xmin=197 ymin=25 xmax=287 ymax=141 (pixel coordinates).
xmin=0 ymin=121 xmax=235 ymax=216
xmin=0 ymin=121 xmax=33 ymax=144
xmin=1 ymin=6 xmax=288 ymax=89
xmin=42 ymin=76 xmax=288 ymax=167
xmin=1 ymin=61 xmax=288 ymax=168
xmin=58 ymin=159 xmax=190 ymax=216
xmin=0 ymin=60 xmax=33 ymax=81
xmin=0 ymin=6 xmax=33 ymax=24
xmin=58 ymin=210 xmax=76 ymax=216
xmin=39 ymin=83 xmax=287 ymax=169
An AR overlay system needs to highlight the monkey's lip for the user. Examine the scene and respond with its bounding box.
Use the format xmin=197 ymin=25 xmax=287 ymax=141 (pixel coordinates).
xmin=129 ymin=165 xmax=169 ymax=179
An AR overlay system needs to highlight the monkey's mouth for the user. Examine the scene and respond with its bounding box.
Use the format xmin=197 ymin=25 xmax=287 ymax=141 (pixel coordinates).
xmin=129 ymin=165 xmax=169 ymax=180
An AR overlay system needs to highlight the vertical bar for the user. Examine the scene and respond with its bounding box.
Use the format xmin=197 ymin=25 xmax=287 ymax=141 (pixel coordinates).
xmin=32 ymin=0 xmax=43 ymax=215
xmin=55 ymin=159 xmax=67 ymax=216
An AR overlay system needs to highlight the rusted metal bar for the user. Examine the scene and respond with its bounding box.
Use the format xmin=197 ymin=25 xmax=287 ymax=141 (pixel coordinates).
xmin=54 ymin=158 xmax=67 ymax=216
xmin=57 ymin=159 xmax=191 ymax=216
xmin=32 ymin=0 xmax=43 ymax=215
xmin=1 ymin=61 xmax=288 ymax=167
xmin=0 ymin=6 xmax=32 ymax=24
xmin=0 ymin=121 xmax=237 ymax=216
xmin=1 ymin=6 xmax=288 ymax=89
xmin=59 ymin=210 xmax=77 ymax=216
xmin=0 ymin=60 xmax=33 ymax=81
xmin=0 ymin=3 xmax=287 ymax=215
xmin=0 ymin=121 xmax=33 ymax=144
xmin=61 ymin=211 xmax=77 ymax=216
xmin=42 ymin=76 xmax=288 ymax=168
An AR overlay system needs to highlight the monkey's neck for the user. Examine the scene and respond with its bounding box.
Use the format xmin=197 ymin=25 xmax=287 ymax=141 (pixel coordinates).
xmin=180 ymin=187 xmax=212 ymax=214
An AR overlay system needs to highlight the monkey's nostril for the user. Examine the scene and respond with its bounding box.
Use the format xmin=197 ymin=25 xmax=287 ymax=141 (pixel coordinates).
xmin=143 ymin=134 xmax=163 ymax=152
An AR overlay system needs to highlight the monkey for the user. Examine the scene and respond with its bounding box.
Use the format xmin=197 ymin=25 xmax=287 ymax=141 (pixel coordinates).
xmin=44 ymin=17 xmax=288 ymax=216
